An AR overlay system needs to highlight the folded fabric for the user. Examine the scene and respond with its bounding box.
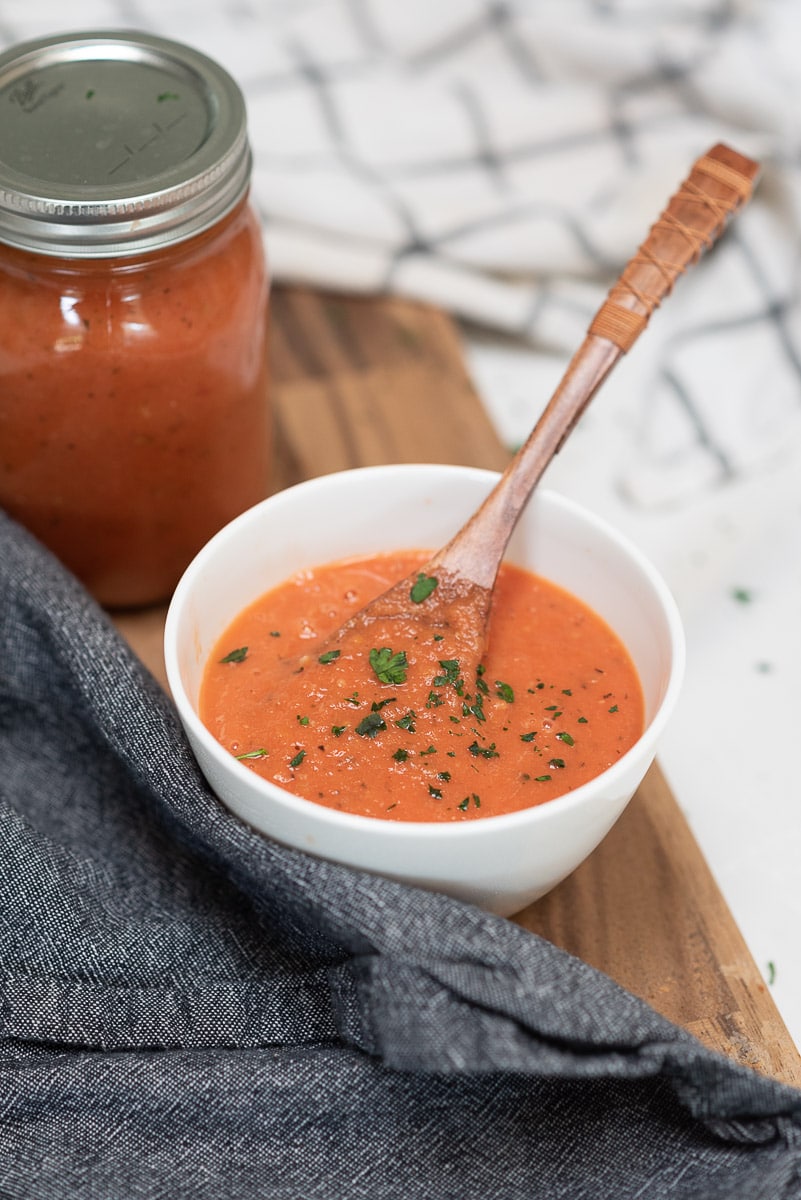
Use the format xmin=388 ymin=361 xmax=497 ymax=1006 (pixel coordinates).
xmin=2 ymin=0 xmax=800 ymax=507
xmin=2 ymin=513 xmax=801 ymax=1197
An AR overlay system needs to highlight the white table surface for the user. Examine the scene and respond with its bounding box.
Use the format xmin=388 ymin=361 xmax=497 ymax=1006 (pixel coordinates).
xmin=465 ymin=327 xmax=801 ymax=1055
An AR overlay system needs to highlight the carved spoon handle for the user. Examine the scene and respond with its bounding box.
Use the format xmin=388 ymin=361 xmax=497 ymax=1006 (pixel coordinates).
xmin=430 ymin=143 xmax=760 ymax=590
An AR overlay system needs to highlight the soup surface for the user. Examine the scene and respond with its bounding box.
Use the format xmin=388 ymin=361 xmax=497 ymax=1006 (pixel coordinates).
xmin=200 ymin=551 xmax=644 ymax=822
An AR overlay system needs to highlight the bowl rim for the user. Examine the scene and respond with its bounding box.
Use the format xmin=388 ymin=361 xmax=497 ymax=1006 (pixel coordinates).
xmin=164 ymin=464 xmax=686 ymax=841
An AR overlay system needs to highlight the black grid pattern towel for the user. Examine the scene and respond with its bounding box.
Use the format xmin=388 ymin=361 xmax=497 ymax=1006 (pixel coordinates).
xmin=3 ymin=509 xmax=801 ymax=1192
xmin=1 ymin=1 xmax=800 ymax=504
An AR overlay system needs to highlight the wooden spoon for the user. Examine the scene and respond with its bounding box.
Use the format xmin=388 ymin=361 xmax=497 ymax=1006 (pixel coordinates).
xmin=322 ymin=143 xmax=760 ymax=662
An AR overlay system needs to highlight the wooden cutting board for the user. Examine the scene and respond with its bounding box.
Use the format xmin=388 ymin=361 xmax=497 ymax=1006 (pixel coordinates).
xmin=114 ymin=285 xmax=801 ymax=1088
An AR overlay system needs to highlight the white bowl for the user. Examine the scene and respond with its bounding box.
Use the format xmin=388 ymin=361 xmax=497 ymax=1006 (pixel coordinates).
xmin=164 ymin=464 xmax=684 ymax=916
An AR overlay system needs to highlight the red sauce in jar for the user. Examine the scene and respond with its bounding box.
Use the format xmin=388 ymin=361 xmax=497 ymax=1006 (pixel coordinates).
xmin=0 ymin=197 xmax=269 ymax=606
xmin=0 ymin=31 xmax=271 ymax=607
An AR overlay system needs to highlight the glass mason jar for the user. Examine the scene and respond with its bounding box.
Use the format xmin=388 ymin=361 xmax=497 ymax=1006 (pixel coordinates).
xmin=0 ymin=31 xmax=270 ymax=607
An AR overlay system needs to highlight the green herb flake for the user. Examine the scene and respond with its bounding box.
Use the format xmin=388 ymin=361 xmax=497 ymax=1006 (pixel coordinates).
xmin=158 ymin=91 xmax=180 ymax=102
xmin=462 ymin=694 xmax=486 ymax=723
xmin=731 ymin=587 xmax=753 ymax=604
xmin=289 ymin=750 xmax=306 ymax=769
xmin=355 ymin=712 xmax=387 ymax=739
xmin=561 ymin=689 xmax=573 ymax=696
xmin=331 ymin=725 xmax=346 ymax=737
xmin=297 ymin=715 xmax=310 ymax=726
xmin=345 ymin=691 xmax=361 ymax=707
xmin=318 ymin=649 xmax=341 ymax=664
xmin=219 ymin=646 xmax=248 ymax=664
xmin=419 ymin=745 xmax=437 ymax=757
xmin=468 ymin=740 xmax=499 ymax=759
xmin=371 ymin=698 xmax=396 ymax=712
xmin=433 ymin=633 xmax=445 ymax=642
xmin=767 ymin=960 xmax=777 ymax=986
xmin=549 ymin=758 xmax=566 ymax=769
xmin=426 ymin=691 xmax=444 ymax=709
xmin=608 ymin=704 xmax=619 ymax=714
xmin=85 ymin=89 xmax=95 ymax=99
xmin=578 ymin=717 xmax=589 ymax=724
xmin=410 ymin=573 xmax=438 ymax=604
xmin=457 ymin=796 xmax=470 ymax=811
xmin=235 ymin=747 xmax=269 ymax=760
xmin=520 ymin=731 xmax=537 ymax=743
xmin=437 ymin=771 xmax=451 ymax=782
xmin=428 ymin=785 xmax=443 ymax=799
xmin=395 ymin=710 xmax=417 ymax=732
xmin=392 ymin=748 xmax=409 ymax=763
xmin=369 ymin=647 xmax=408 ymax=685
xmin=269 ymin=631 xmax=281 ymax=638
xmin=555 ymin=731 xmax=575 ymax=746
xmin=495 ymin=680 xmax=514 ymax=703
xmin=535 ymin=774 xmax=552 ymax=783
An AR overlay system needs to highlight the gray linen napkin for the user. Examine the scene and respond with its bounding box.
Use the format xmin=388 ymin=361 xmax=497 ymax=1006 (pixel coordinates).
xmin=2 ymin=506 xmax=801 ymax=1199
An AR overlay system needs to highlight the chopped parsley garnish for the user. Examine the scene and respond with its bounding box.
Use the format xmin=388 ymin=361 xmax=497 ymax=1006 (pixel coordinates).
xmin=297 ymin=715 xmax=310 ymax=726
xmin=219 ymin=646 xmax=248 ymax=663
xmin=462 ymin=694 xmax=486 ymax=723
xmin=458 ymin=793 xmax=481 ymax=811
xmin=355 ymin=712 xmax=387 ymax=738
xmin=371 ymin=698 xmax=396 ymax=712
xmin=235 ymin=747 xmax=268 ymax=760
xmin=608 ymin=704 xmax=619 ymax=713
xmin=468 ymin=740 xmax=499 ymax=759
xmin=289 ymin=750 xmax=306 ymax=769
xmin=369 ymin=647 xmax=408 ymax=685
xmin=318 ymin=649 xmax=341 ymax=664
xmin=437 ymin=771 xmax=451 ymax=782
xmin=345 ymin=691 xmax=361 ymax=706
xmin=269 ymin=631 xmax=281 ymax=638
xmin=549 ymin=758 xmax=566 ymax=769
xmin=578 ymin=717 xmax=588 ymax=724
xmin=331 ymin=725 xmax=346 ymax=737
xmin=428 ymin=785 xmax=443 ymax=799
xmin=395 ymin=710 xmax=417 ymax=732
xmin=520 ymin=731 xmax=537 ymax=743
xmin=433 ymin=659 xmax=463 ymax=692
xmin=410 ymin=573 xmax=438 ymax=603
xmin=555 ymin=731 xmax=574 ymax=746
xmin=535 ymin=774 xmax=552 ymax=782
xmin=494 ymin=680 xmax=514 ymax=703
xmin=392 ymin=748 xmax=409 ymax=762
xmin=419 ymin=745 xmax=437 ymax=756
xmin=426 ymin=691 xmax=444 ymax=708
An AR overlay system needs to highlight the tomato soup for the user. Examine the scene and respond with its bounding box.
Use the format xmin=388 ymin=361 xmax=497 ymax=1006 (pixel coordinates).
xmin=199 ymin=551 xmax=645 ymax=822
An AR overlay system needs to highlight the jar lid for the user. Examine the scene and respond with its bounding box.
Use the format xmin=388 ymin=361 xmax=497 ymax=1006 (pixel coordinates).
xmin=0 ymin=30 xmax=252 ymax=257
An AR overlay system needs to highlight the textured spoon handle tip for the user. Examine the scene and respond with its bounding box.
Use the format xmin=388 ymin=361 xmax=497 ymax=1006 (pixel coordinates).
xmin=589 ymin=142 xmax=761 ymax=353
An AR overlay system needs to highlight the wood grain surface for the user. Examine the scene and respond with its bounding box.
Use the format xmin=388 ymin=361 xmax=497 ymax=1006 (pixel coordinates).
xmin=114 ymin=285 xmax=801 ymax=1088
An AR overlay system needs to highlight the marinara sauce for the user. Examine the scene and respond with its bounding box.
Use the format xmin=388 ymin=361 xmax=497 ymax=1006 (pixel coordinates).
xmin=0 ymin=32 xmax=270 ymax=606
xmin=200 ymin=551 xmax=645 ymax=822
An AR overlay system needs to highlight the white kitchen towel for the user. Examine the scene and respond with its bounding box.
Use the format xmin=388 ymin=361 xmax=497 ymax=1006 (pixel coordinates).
xmin=1 ymin=0 xmax=800 ymax=504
